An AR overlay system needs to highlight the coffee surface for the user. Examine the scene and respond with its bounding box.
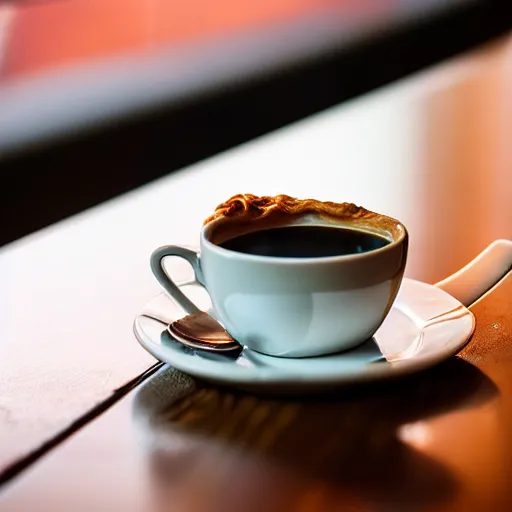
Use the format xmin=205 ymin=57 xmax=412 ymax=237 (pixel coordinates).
xmin=219 ymin=226 xmax=389 ymax=258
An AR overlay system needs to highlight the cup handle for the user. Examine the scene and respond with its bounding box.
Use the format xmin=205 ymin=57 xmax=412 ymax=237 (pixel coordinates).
xmin=435 ymin=239 xmax=512 ymax=307
xmin=150 ymin=246 xmax=205 ymax=315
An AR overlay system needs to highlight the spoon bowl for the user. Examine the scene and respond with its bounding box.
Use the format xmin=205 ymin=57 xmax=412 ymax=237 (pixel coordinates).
xmin=168 ymin=312 xmax=242 ymax=353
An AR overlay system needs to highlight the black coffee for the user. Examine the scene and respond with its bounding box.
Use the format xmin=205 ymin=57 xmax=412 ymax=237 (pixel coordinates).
xmin=219 ymin=225 xmax=390 ymax=258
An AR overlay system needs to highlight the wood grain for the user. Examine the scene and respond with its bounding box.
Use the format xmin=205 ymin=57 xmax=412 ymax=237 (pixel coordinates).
xmin=1 ymin=275 xmax=510 ymax=511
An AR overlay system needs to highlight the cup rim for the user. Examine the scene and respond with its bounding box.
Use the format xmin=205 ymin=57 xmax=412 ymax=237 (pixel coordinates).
xmin=201 ymin=214 xmax=408 ymax=265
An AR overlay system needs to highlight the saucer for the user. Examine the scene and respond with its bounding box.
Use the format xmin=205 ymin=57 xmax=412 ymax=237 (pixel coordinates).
xmin=133 ymin=278 xmax=474 ymax=393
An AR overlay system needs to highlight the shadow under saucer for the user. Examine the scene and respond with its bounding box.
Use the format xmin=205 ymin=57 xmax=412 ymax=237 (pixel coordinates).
xmin=132 ymin=357 xmax=498 ymax=512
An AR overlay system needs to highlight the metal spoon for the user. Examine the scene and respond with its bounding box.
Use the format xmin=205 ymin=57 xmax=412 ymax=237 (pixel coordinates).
xmin=167 ymin=312 xmax=242 ymax=353
xmin=140 ymin=311 xmax=241 ymax=352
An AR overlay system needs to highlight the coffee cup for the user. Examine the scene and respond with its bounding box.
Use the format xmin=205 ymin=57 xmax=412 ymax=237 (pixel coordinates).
xmin=150 ymin=194 xmax=408 ymax=358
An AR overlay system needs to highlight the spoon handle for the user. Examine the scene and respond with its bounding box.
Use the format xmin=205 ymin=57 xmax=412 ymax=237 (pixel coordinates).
xmin=436 ymin=239 xmax=512 ymax=307
xmin=139 ymin=312 xmax=173 ymax=326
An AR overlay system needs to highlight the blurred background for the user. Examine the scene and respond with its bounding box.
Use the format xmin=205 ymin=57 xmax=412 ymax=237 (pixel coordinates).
xmin=0 ymin=0 xmax=511 ymax=283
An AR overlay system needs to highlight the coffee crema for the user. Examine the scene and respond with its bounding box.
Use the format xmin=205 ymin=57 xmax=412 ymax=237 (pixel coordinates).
xmin=219 ymin=225 xmax=390 ymax=258
xmin=204 ymin=194 xmax=402 ymax=246
xmin=204 ymin=194 xmax=373 ymax=226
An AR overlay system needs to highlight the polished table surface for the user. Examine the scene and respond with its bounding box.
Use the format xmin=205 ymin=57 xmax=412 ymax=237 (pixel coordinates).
xmin=1 ymin=35 xmax=511 ymax=509
xmin=2 ymin=275 xmax=511 ymax=511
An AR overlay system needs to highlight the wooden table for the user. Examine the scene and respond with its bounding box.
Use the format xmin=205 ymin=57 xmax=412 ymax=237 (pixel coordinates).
xmin=1 ymin=35 xmax=511 ymax=510
xmin=2 ymin=276 xmax=511 ymax=512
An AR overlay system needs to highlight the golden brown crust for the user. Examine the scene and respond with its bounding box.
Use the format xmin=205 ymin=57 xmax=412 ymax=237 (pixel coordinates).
xmin=203 ymin=194 xmax=375 ymax=226
xmin=203 ymin=194 xmax=405 ymax=245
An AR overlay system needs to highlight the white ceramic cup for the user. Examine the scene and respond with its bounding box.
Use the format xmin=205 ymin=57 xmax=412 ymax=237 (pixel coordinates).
xmin=151 ymin=212 xmax=408 ymax=358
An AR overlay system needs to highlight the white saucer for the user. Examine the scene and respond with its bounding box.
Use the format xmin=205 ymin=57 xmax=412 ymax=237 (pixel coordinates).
xmin=133 ymin=278 xmax=475 ymax=393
